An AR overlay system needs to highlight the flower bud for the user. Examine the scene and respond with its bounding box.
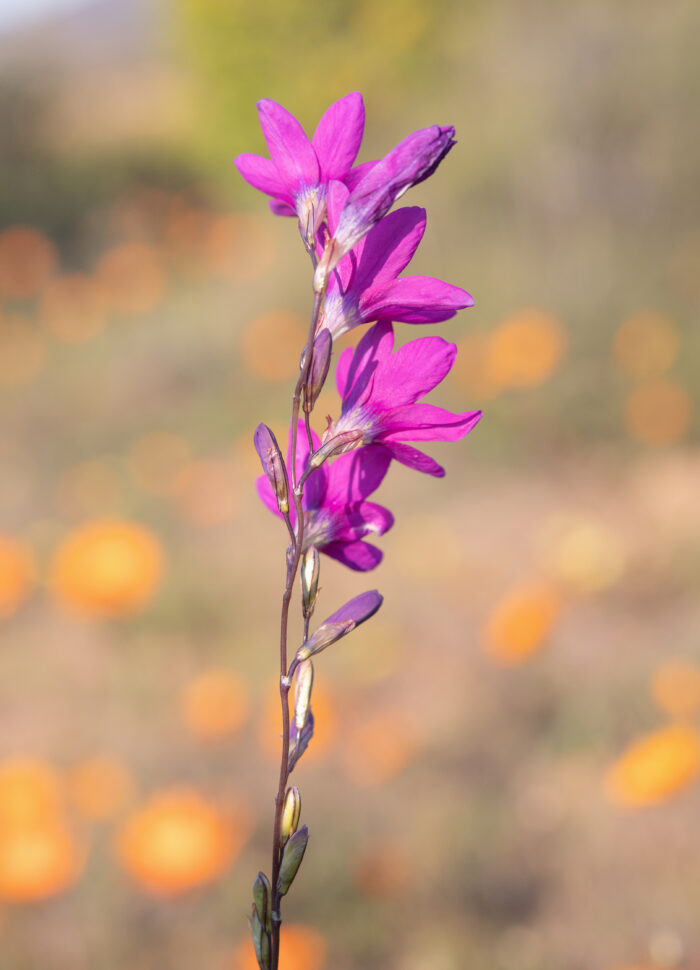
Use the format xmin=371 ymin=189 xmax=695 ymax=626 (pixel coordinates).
xmin=308 ymin=429 xmax=363 ymax=469
xmin=301 ymin=547 xmax=320 ymax=618
xmin=314 ymin=124 xmax=456 ymax=287
xmin=303 ymin=328 xmax=332 ymax=413
xmin=277 ymin=825 xmax=309 ymax=896
xmin=252 ymin=871 xmax=271 ymax=932
xmin=254 ymin=423 xmax=289 ymax=514
xmin=294 ymin=659 xmax=314 ymax=731
xmin=297 ymin=590 xmax=383 ymax=660
xmin=280 ymin=786 xmax=301 ymax=844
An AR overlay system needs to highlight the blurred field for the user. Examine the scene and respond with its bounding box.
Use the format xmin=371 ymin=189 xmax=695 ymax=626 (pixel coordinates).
xmin=0 ymin=1 xmax=699 ymax=968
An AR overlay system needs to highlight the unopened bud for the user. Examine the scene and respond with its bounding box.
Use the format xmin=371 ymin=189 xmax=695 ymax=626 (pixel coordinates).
xmin=254 ymin=423 xmax=289 ymax=514
xmin=252 ymin=871 xmax=271 ymax=932
xmin=308 ymin=430 xmax=363 ymax=469
xmin=294 ymin=659 xmax=314 ymax=731
xmin=301 ymin=547 xmax=320 ymax=618
xmin=297 ymin=590 xmax=384 ymax=660
xmin=280 ymin=786 xmax=301 ymax=844
xmin=303 ymin=329 xmax=332 ymax=413
xmin=277 ymin=825 xmax=309 ymax=896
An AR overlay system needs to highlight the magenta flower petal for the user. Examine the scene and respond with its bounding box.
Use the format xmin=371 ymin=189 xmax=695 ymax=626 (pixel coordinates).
xmin=331 ymin=500 xmax=394 ymax=542
xmin=368 ymin=335 xmax=458 ymax=408
xmin=331 ymin=125 xmax=456 ymax=262
xmin=361 ymin=276 xmax=473 ymax=325
xmin=256 ymin=474 xmax=284 ymax=517
xmin=322 ymin=539 xmax=384 ymax=571
xmin=340 ymin=320 xmax=394 ymax=410
xmin=380 ymin=404 xmax=483 ymax=442
xmin=335 ymin=346 xmax=354 ymax=397
xmin=257 ymin=99 xmax=320 ymax=196
xmin=234 ymin=153 xmax=292 ymax=202
xmin=386 ymin=442 xmax=446 ymax=477
xmin=269 ymin=199 xmax=296 ymax=217
xmin=312 ymin=92 xmax=365 ymax=182
xmin=344 ymin=159 xmax=378 ymax=191
xmin=353 ymin=207 xmax=426 ymax=292
xmin=322 ymin=446 xmax=392 ymax=507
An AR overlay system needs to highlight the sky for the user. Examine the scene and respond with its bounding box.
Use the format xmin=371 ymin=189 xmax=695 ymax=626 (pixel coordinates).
xmin=0 ymin=0 xmax=94 ymax=33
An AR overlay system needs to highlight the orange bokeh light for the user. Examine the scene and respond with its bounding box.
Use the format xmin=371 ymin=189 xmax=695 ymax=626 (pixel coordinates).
xmin=650 ymin=661 xmax=700 ymax=720
xmin=614 ymin=312 xmax=680 ymax=380
xmin=489 ymin=310 xmax=566 ymax=389
xmin=0 ymin=536 xmax=36 ymax=618
xmin=95 ymin=242 xmax=166 ymax=316
xmin=342 ymin=711 xmax=416 ymax=786
xmin=453 ymin=331 xmax=502 ymax=400
xmin=181 ymin=670 xmax=250 ymax=740
xmin=483 ymin=582 xmax=561 ymax=665
xmin=50 ymin=519 xmax=164 ymax=617
xmin=606 ymin=724 xmax=700 ymax=808
xmin=172 ymin=459 xmax=238 ymax=526
xmin=203 ymin=213 xmax=277 ymax=282
xmin=39 ymin=273 xmax=108 ymax=342
xmin=0 ymin=226 xmax=57 ymax=300
xmin=0 ymin=758 xmax=83 ymax=903
xmin=127 ymin=431 xmax=191 ymax=496
xmin=67 ymin=756 xmax=134 ymax=821
xmin=0 ymin=315 xmax=46 ymax=386
xmin=116 ymin=788 xmax=245 ymax=895
xmin=0 ymin=817 xmax=83 ymax=903
xmin=231 ymin=923 xmax=327 ymax=970
xmin=624 ymin=381 xmax=692 ymax=446
xmin=0 ymin=759 xmax=63 ymax=828
xmin=241 ymin=310 xmax=308 ymax=382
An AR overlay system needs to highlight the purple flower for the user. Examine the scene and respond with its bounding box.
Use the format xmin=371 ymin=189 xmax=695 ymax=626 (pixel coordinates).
xmin=234 ymin=93 xmax=365 ymax=241
xmin=328 ymin=321 xmax=482 ymax=477
xmin=257 ymin=420 xmax=393 ymax=571
xmin=318 ymin=182 xmax=472 ymax=339
xmin=315 ymin=124 xmax=456 ymax=285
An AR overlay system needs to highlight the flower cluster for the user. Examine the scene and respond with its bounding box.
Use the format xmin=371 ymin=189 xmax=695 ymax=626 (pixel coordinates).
xmin=240 ymin=92 xmax=481 ymax=572
xmin=238 ymin=92 xmax=479 ymax=970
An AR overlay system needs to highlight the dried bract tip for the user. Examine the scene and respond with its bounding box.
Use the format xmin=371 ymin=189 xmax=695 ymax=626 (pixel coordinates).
xmin=308 ymin=430 xmax=364 ymax=469
xmin=301 ymin=547 xmax=320 ymax=618
xmin=294 ymin=659 xmax=314 ymax=730
xmin=280 ymin=786 xmax=301 ymax=844
xmin=254 ymin=423 xmax=289 ymax=514
xmin=303 ymin=329 xmax=333 ymax=413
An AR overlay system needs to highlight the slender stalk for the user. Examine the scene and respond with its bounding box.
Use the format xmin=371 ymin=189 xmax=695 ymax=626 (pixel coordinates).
xmin=269 ymin=286 xmax=325 ymax=970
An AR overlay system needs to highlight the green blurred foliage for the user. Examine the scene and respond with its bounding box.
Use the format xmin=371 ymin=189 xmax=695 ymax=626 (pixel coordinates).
xmin=173 ymin=0 xmax=460 ymax=180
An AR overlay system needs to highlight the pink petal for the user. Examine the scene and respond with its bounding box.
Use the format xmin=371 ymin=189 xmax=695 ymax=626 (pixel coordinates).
xmin=360 ymin=276 xmax=473 ymax=325
xmin=324 ymin=445 xmax=391 ymax=506
xmin=312 ymin=92 xmax=365 ymax=182
xmin=269 ymin=199 xmax=296 ymax=217
xmin=333 ymin=500 xmax=394 ymax=541
xmin=353 ymin=207 xmax=426 ymax=292
xmin=321 ymin=539 xmax=384 ymax=571
xmin=344 ymin=159 xmax=378 ymax=191
xmin=380 ymin=405 xmax=483 ymax=441
xmin=234 ymin=153 xmax=291 ymax=202
xmin=335 ymin=346 xmax=354 ymax=396
xmin=341 ymin=321 xmax=394 ymax=411
xmin=256 ymin=474 xmax=289 ymax=519
xmin=326 ymin=180 xmax=350 ymax=236
xmin=286 ymin=419 xmax=327 ymax=509
xmin=257 ymin=99 xmax=320 ymax=196
xmin=385 ymin=443 xmax=445 ymax=477
xmin=370 ymin=335 xmax=457 ymax=408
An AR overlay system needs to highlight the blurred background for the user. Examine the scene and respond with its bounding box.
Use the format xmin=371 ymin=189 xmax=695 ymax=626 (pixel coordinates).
xmin=0 ymin=0 xmax=699 ymax=968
